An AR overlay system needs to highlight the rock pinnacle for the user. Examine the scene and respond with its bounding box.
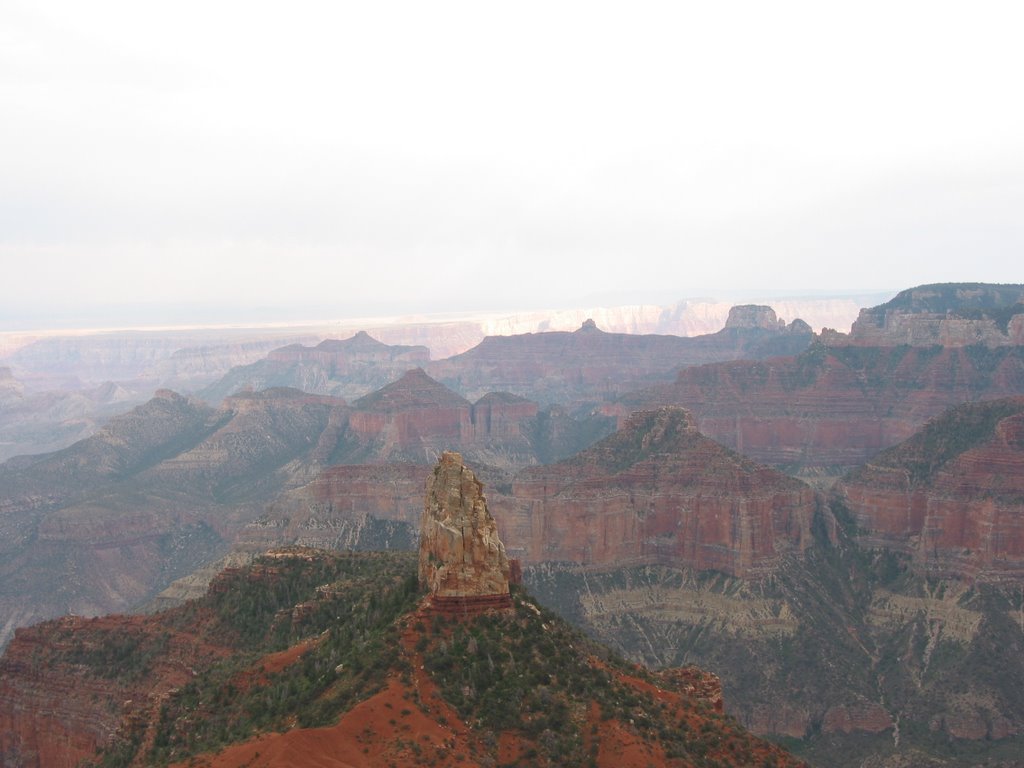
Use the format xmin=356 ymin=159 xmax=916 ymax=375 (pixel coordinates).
xmin=418 ymin=451 xmax=511 ymax=611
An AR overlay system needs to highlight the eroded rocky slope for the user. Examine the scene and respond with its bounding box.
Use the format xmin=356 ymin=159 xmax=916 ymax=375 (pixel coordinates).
xmin=0 ymin=388 xmax=337 ymax=649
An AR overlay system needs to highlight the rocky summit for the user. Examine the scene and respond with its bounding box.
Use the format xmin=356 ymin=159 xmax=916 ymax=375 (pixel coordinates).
xmin=418 ymin=451 xmax=511 ymax=611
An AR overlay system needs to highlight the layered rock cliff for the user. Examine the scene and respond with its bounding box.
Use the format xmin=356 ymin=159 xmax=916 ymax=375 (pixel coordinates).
xmin=239 ymin=463 xmax=430 ymax=553
xmin=342 ymin=368 xmax=538 ymax=468
xmin=526 ymin=538 xmax=1024 ymax=766
xmin=151 ymin=334 xmax=321 ymax=391
xmin=508 ymin=407 xmax=816 ymax=576
xmin=620 ymin=342 xmax=1024 ymax=476
xmin=826 ymin=282 xmax=1024 ymax=347
xmin=333 ymin=367 xmax=609 ymax=470
xmin=837 ymin=397 xmax=1024 ymax=581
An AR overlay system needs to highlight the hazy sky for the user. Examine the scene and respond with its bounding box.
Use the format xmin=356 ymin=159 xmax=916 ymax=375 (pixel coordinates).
xmin=2 ymin=1 xmax=1022 ymax=328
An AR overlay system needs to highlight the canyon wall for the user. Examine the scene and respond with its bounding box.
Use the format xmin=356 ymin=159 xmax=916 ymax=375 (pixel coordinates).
xmin=508 ymin=407 xmax=815 ymax=577
xmin=826 ymin=283 xmax=1024 ymax=348
xmin=838 ymin=397 xmax=1024 ymax=581
xmin=619 ymin=343 xmax=1024 ymax=475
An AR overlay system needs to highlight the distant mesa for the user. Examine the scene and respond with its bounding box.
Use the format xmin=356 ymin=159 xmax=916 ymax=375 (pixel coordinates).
xmin=418 ymin=451 xmax=512 ymax=613
xmin=827 ymin=282 xmax=1024 ymax=347
xmin=724 ymin=304 xmax=785 ymax=330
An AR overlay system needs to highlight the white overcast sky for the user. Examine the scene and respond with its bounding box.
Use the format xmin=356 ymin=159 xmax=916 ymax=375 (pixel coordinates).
xmin=1 ymin=0 xmax=1022 ymax=328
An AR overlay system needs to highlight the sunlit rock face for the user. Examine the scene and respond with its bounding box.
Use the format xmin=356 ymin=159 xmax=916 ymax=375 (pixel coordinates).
xmin=418 ymin=451 xmax=511 ymax=610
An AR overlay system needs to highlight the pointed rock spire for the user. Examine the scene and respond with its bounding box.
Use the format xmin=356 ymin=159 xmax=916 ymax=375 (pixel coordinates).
xmin=419 ymin=451 xmax=511 ymax=611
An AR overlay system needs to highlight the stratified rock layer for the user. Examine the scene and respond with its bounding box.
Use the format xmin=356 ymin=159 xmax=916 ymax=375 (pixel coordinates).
xmin=620 ymin=343 xmax=1024 ymax=475
xmin=509 ymin=407 xmax=815 ymax=577
xmin=829 ymin=283 xmax=1024 ymax=347
xmin=418 ymin=452 xmax=511 ymax=610
xmin=838 ymin=397 xmax=1024 ymax=581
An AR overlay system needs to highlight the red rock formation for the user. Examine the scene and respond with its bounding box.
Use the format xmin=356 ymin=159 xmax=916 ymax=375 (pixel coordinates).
xmin=419 ymin=452 xmax=511 ymax=611
xmin=838 ymin=398 xmax=1024 ymax=581
xmin=0 ymin=613 xmax=231 ymax=768
xmin=507 ymin=407 xmax=815 ymax=577
xmin=660 ymin=667 xmax=725 ymax=713
xmin=822 ymin=700 xmax=894 ymax=735
xmin=340 ymin=369 xmax=544 ymax=468
xmin=469 ymin=391 xmax=538 ymax=439
xmin=346 ymin=369 xmax=472 ymax=462
xmin=619 ymin=344 xmax=1024 ymax=474
xmin=0 ymin=545 xmax=807 ymax=768
xmin=428 ymin=313 xmax=812 ymax=404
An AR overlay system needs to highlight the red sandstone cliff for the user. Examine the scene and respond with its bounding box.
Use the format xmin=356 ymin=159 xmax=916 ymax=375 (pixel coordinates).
xmin=342 ymin=368 xmax=541 ymax=467
xmin=838 ymin=397 xmax=1024 ymax=581
xmin=507 ymin=407 xmax=816 ymax=577
xmin=618 ymin=343 xmax=1024 ymax=475
xmin=233 ymin=407 xmax=818 ymax=579
xmin=0 ymin=611 xmax=233 ymax=768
